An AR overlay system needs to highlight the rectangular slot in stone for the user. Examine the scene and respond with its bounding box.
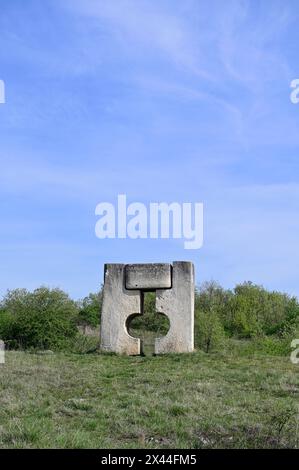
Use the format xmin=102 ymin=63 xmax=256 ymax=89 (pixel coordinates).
xmin=125 ymin=263 xmax=172 ymax=290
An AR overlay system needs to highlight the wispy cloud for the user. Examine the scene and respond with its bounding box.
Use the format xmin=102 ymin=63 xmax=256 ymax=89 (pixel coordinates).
xmin=64 ymin=0 xmax=214 ymax=79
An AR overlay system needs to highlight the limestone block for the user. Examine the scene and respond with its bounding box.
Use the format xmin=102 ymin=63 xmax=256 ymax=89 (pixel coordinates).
xmin=125 ymin=263 xmax=171 ymax=290
xmin=100 ymin=261 xmax=195 ymax=355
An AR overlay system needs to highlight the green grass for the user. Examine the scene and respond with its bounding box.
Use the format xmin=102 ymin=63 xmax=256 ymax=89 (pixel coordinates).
xmin=0 ymin=349 xmax=298 ymax=448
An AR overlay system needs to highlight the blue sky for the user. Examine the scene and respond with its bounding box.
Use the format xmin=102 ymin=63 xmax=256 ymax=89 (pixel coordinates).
xmin=0 ymin=0 xmax=299 ymax=299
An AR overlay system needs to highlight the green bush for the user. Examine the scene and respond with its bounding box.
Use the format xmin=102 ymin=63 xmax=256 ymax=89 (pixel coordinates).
xmin=255 ymin=336 xmax=292 ymax=356
xmin=0 ymin=309 xmax=17 ymax=349
xmin=77 ymin=290 xmax=102 ymax=330
xmin=0 ymin=287 xmax=78 ymax=350
xmin=0 ymin=309 xmax=13 ymax=337
xmin=193 ymin=281 xmax=299 ymax=355
xmin=195 ymin=309 xmax=225 ymax=352
xmin=195 ymin=281 xmax=232 ymax=320
xmin=224 ymin=282 xmax=299 ymax=339
xmin=194 ymin=282 xmax=227 ymax=352
xmin=227 ymin=282 xmax=267 ymax=338
xmin=224 ymin=336 xmax=292 ymax=357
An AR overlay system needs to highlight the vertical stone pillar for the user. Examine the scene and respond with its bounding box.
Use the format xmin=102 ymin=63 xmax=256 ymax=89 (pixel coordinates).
xmin=100 ymin=264 xmax=142 ymax=355
xmin=155 ymin=262 xmax=194 ymax=354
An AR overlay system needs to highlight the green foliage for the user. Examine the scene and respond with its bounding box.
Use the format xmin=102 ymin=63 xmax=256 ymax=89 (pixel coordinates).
xmin=0 ymin=287 xmax=78 ymax=350
xmin=195 ymin=310 xmax=225 ymax=352
xmin=0 ymin=309 xmax=15 ymax=346
xmin=225 ymin=282 xmax=299 ymax=339
xmin=227 ymin=282 xmax=265 ymax=338
xmin=195 ymin=282 xmax=227 ymax=352
xmin=255 ymin=336 xmax=292 ymax=356
xmin=195 ymin=281 xmax=232 ymax=320
xmin=194 ymin=280 xmax=299 ymax=354
xmin=0 ymin=280 xmax=298 ymax=356
xmin=77 ymin=291 xmax=102 ymax=329
xmin=0 ymin=309 xmax=11 ymax=334
xmin=272 ymin=297 xmax=299 ymax=336
xmin=224 ymin=337 xmax=292 ymax=357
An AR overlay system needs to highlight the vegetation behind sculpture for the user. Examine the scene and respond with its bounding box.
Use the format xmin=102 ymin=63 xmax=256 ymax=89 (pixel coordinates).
xmin=0 ymin=281 xmax=298 ymax=355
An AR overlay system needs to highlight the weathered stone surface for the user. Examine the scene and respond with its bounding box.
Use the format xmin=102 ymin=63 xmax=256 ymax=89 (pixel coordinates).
xmin=100 ymin=261 xmax=195 ymax=355
xmin=125 ymin=263 xmax=171 ymax=290
xmin=100 ymin=264 xmax=142 ymax=355
xmin=155 ymin=262 xmax=194 ymax=354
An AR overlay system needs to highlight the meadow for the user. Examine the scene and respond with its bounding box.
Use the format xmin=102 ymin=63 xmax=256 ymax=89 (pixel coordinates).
xmin=0 ymin=347 xmax=298 ymax=449
xmin=1 ymin=281 xmax=299 ymax=448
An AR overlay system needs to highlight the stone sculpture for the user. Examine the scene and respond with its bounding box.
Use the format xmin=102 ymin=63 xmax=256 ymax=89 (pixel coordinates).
xmin=100 ymin=261 xmax=194 ymax=355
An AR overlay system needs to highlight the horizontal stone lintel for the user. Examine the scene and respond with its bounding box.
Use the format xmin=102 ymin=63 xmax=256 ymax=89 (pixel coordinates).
xmin=125 ymin=263 xmax=172 ymax=290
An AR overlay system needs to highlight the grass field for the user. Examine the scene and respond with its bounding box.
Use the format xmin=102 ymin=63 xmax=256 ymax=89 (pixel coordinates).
xmin=0 ymin=348 xmax=298 ymax=449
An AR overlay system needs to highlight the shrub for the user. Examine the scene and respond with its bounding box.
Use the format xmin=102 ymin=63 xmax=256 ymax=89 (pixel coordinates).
xmin=272 ymin=298 xmax=299 ymax=336
xmin=77 ymin=290 xmax=102 ymax=331
xmin=195 ymin=281 xmax=232 ymax=330
xmin=195 ymin=309 xmax=225 ymax=352
xmin=0 ymin=309 xmax=17 ymax=348
xmin=221 ymin=337 xmax=292 ymax=357
xmin=256 ymin=336 xmax=292 ymax=356
xmin=0 ymin=287 xmax=78 ymax=350
xmin=194 ymin=282 xmax=227 ymax=352
xmin=226 ymin=282 xmax=266 ymax=338
xmin=224 ymin=282 xmax=299 ymax=339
